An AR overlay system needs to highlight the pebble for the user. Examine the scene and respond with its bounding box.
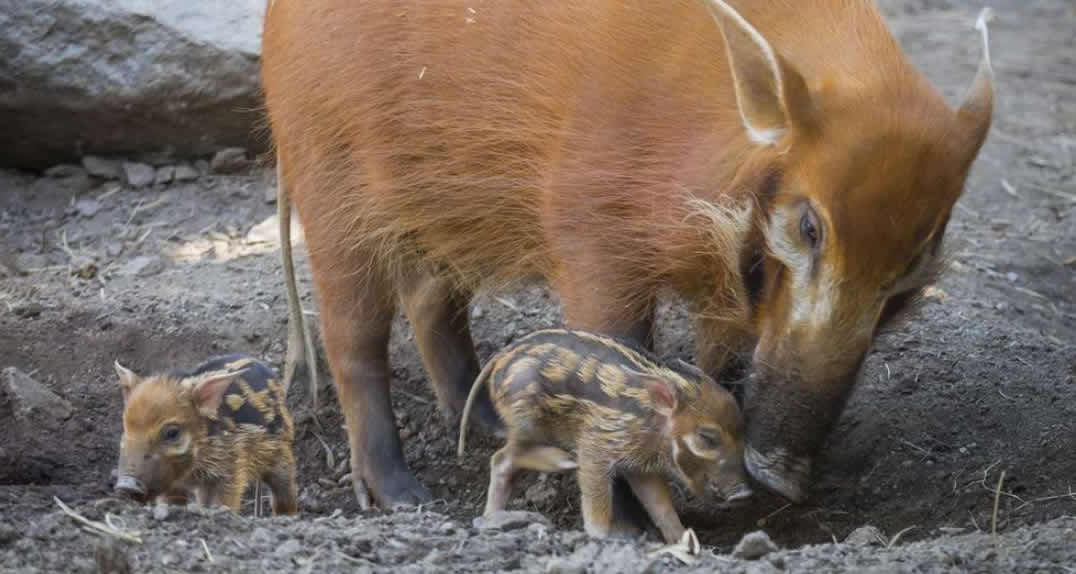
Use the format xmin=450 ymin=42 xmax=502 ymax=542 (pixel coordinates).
xmin=12 ymin=302 xmax=42 ymax=319
xmin=471 ymin=305 xmax=485 ymax=319
xmin=154 ymin=166 xmax=175 ymax=185
xmin=210 ymin=147 xmax=250 ymax=174
xmin=732 ymin=530 xmax=779 ymax=560
xmin=44 ymin=164 xmax=87 ymax=179
xmin=545 ymin=542 xmax=600 ymax=574
xmin=152 ymin=503 xmax=170 ymax=521
xmin=75 ymin=198 xmax=101 ymax=217
xmin=1 ymin=366 xmax=73 ymax=426
xmin=274 ymin=538 xmax=303 ymax=558
xmin=174 ymin=164 xmax=200 ymax=182
xmin=845 ymin=525 xmax=886 ymax=546
xmin=94 ymin=538 xmax=131 ymax=574
xmin=118 ymin=255 xmax=164 ymax=278
xmin=82 ymin=156 xmax=123 ymax=180
xmin=122 ymin=162 xmax=156 ymax=188
xmin=251 ymin=527 xmax=273 ymax=546
xmin=473 ymin=510 xmax=552 ymax=532
xmin=524 ymin=478 xmax=557 ymax=506
xmin=264 ymin=184 xmax=278 ymax=204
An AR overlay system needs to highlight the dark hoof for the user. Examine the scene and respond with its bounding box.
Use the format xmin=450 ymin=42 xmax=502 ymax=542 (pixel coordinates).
xmin=368 ymin=469 xmax=433 ymax=510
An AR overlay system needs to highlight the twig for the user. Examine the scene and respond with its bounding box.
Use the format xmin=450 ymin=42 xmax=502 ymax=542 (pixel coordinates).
xmin=494 ymin=296 xmax=520 ymax=312
xmin=313 ymin=431 xmax=336 ymax=470
xmin=756 ymin=502 xmax=791 ymax=527
xmin=337 ymin=551 xmax=371 ymax=566
xmin=1025 ymin=183 xmax=1076 ymax=203
xmin=992 ymin=470 xmax=1006 ymax=538
xmin=1013 ymin=485 xmax=1076 ymax=512
xmin=53 ymin=496 xmax=142 ymax=544
xmin=97 ymin=186 xmax=122 ymax=202
xmin=979 ymin=462 xmax=1025 ymax=505
xmin=887 ymin=525 xmax=917 ymax=548
xmin=897 ymin=437 xmax=931 ymax=456
xmin=999 ymin=179 xmax=1020 ymax=198
xmin=201 ymin=538 xmax=214 ymax=563
xmin=1010 ymin=285 xmax=1047 ymax=299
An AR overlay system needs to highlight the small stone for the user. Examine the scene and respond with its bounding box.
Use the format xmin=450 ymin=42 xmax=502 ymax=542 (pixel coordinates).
xmin=264 ymin=184 xmax=278 ymax=204
xmin=210 ymin=148 xmax=250 ymax=174
xmin=732 ymin=530 xmax=778 ymax=560
xmin=118 ymin=255 xmax=164 ymax=278
xmin=106 ymin=243 xmax=124 ymax=258
xmin=12 ymin=302 xmax=43 ymax=319
xmin=174 ymin=164 xmax=200 ymax=182
xmin=75 ymin=198 xmax=101 ymax=217
xmin=524 ymin=479 xmax=556 ymax=506
xmin=152 ymin=503 xmax=170 ymax=521
xmin=155 ymin=166 xmax=176 ymax=185
xmin=245 ymin=215 xmax=280 ymax=244
xmin=160 ymin=553 xmax=177 ymax=566
xmin=274 ymin=539 xmax=303 ymax=558
xmin=471 ymin=305 xmax=484 ymax=319
xmin=136 ymin=151 xmax=176 ymax=167
xmin=1006 ymin=272 xmax=1019 ymax=282
xmin=473 ymin=510 xmax=552 ymax=532
xmin=0 ymin=523 xmax=20 ymax=546
xmin=251 ymin=527 xmax=272 ymax=546
xmin=1 ymin=367 xmax=73 ymax=425
xmin=122 ymin=162 xmax=156 ymax=187
xmin=45 ymin=164 xmax=87 ymax=179
xmin=546 ymin=542 xmax=600 ymax=574
xmin=82 ymin=156 xmax=123 ymax=180
xmin=94 ymin=538 xmax=132 ymax=574
xmin=745 ymin=563 xmax=781 ymax=574
xmin=15 ymin=253 xmax=48 ymax=271
xmin=844 ymin=525 xmax=886 ymax=546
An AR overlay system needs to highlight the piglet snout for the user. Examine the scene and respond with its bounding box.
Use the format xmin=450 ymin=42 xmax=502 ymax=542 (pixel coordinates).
xmin=114 ymin=475 xmax=147 ymax=500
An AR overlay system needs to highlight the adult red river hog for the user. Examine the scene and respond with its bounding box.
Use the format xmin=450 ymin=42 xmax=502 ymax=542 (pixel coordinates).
xmin=260 ymin=0 xmax=995 ymax=509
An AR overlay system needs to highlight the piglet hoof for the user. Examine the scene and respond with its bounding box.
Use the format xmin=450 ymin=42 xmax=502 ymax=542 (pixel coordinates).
xmin=349 ymin=475 xmax=373 ymax=511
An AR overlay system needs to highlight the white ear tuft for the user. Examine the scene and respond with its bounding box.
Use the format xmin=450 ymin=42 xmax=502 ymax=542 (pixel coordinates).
xmin=702 ymin=0 xmax=793 ymax=146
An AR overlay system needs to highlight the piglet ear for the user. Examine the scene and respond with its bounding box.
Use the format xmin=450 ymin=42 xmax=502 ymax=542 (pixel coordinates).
xmin=114 ymin=360 xmax=140 ymax=403
xmin=645 ymin=378 xmax=678 ymax=418
xmin=191 ymin=375 xmax=236 ymax=418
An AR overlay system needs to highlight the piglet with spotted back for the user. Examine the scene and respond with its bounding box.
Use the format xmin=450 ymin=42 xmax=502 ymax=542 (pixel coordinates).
xmin=112 ymin=354 xmax=298 ymax=515
xmin=458 ymin=329 xmax=750 ymax=544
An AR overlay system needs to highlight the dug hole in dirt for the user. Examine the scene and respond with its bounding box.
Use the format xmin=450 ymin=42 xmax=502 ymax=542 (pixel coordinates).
xmin=1 ymin=0 xmax=1074 ymax=572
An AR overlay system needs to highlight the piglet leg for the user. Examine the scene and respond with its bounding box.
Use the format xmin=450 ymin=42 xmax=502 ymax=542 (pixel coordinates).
xmin=625 ymin=471 xmax=686 ymax=544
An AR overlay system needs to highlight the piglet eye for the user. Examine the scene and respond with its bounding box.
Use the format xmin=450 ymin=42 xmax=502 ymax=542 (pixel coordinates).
xmin=696 ymin=429 xmax=721 ymax=448
xmin=160 ymin=425 xmax=181 ymax=442
xmin=800 ymin=207 xmax=820 ymax=249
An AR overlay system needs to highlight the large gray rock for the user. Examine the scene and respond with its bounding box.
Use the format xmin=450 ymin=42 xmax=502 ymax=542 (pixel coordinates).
xmin=0 ymin=0 xmax=268 ymax=169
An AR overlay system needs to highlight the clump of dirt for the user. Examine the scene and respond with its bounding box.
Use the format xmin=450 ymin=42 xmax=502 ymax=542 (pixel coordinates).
xmin=1 ymin=0 xmax=1074 ymax=571
xmin=2 ymin=489 xmax=1075 ymax=573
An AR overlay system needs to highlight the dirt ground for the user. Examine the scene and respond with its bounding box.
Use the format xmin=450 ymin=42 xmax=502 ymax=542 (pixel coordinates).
xmin=1 ymin=0 xmax=1074 ymax=572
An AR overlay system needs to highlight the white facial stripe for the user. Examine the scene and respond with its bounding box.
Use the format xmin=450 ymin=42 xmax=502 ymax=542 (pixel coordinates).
xmin=763 ymin=206 xmax=838 ymax=329
xmin=169 ymin=433 xmax=192 ymax=455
